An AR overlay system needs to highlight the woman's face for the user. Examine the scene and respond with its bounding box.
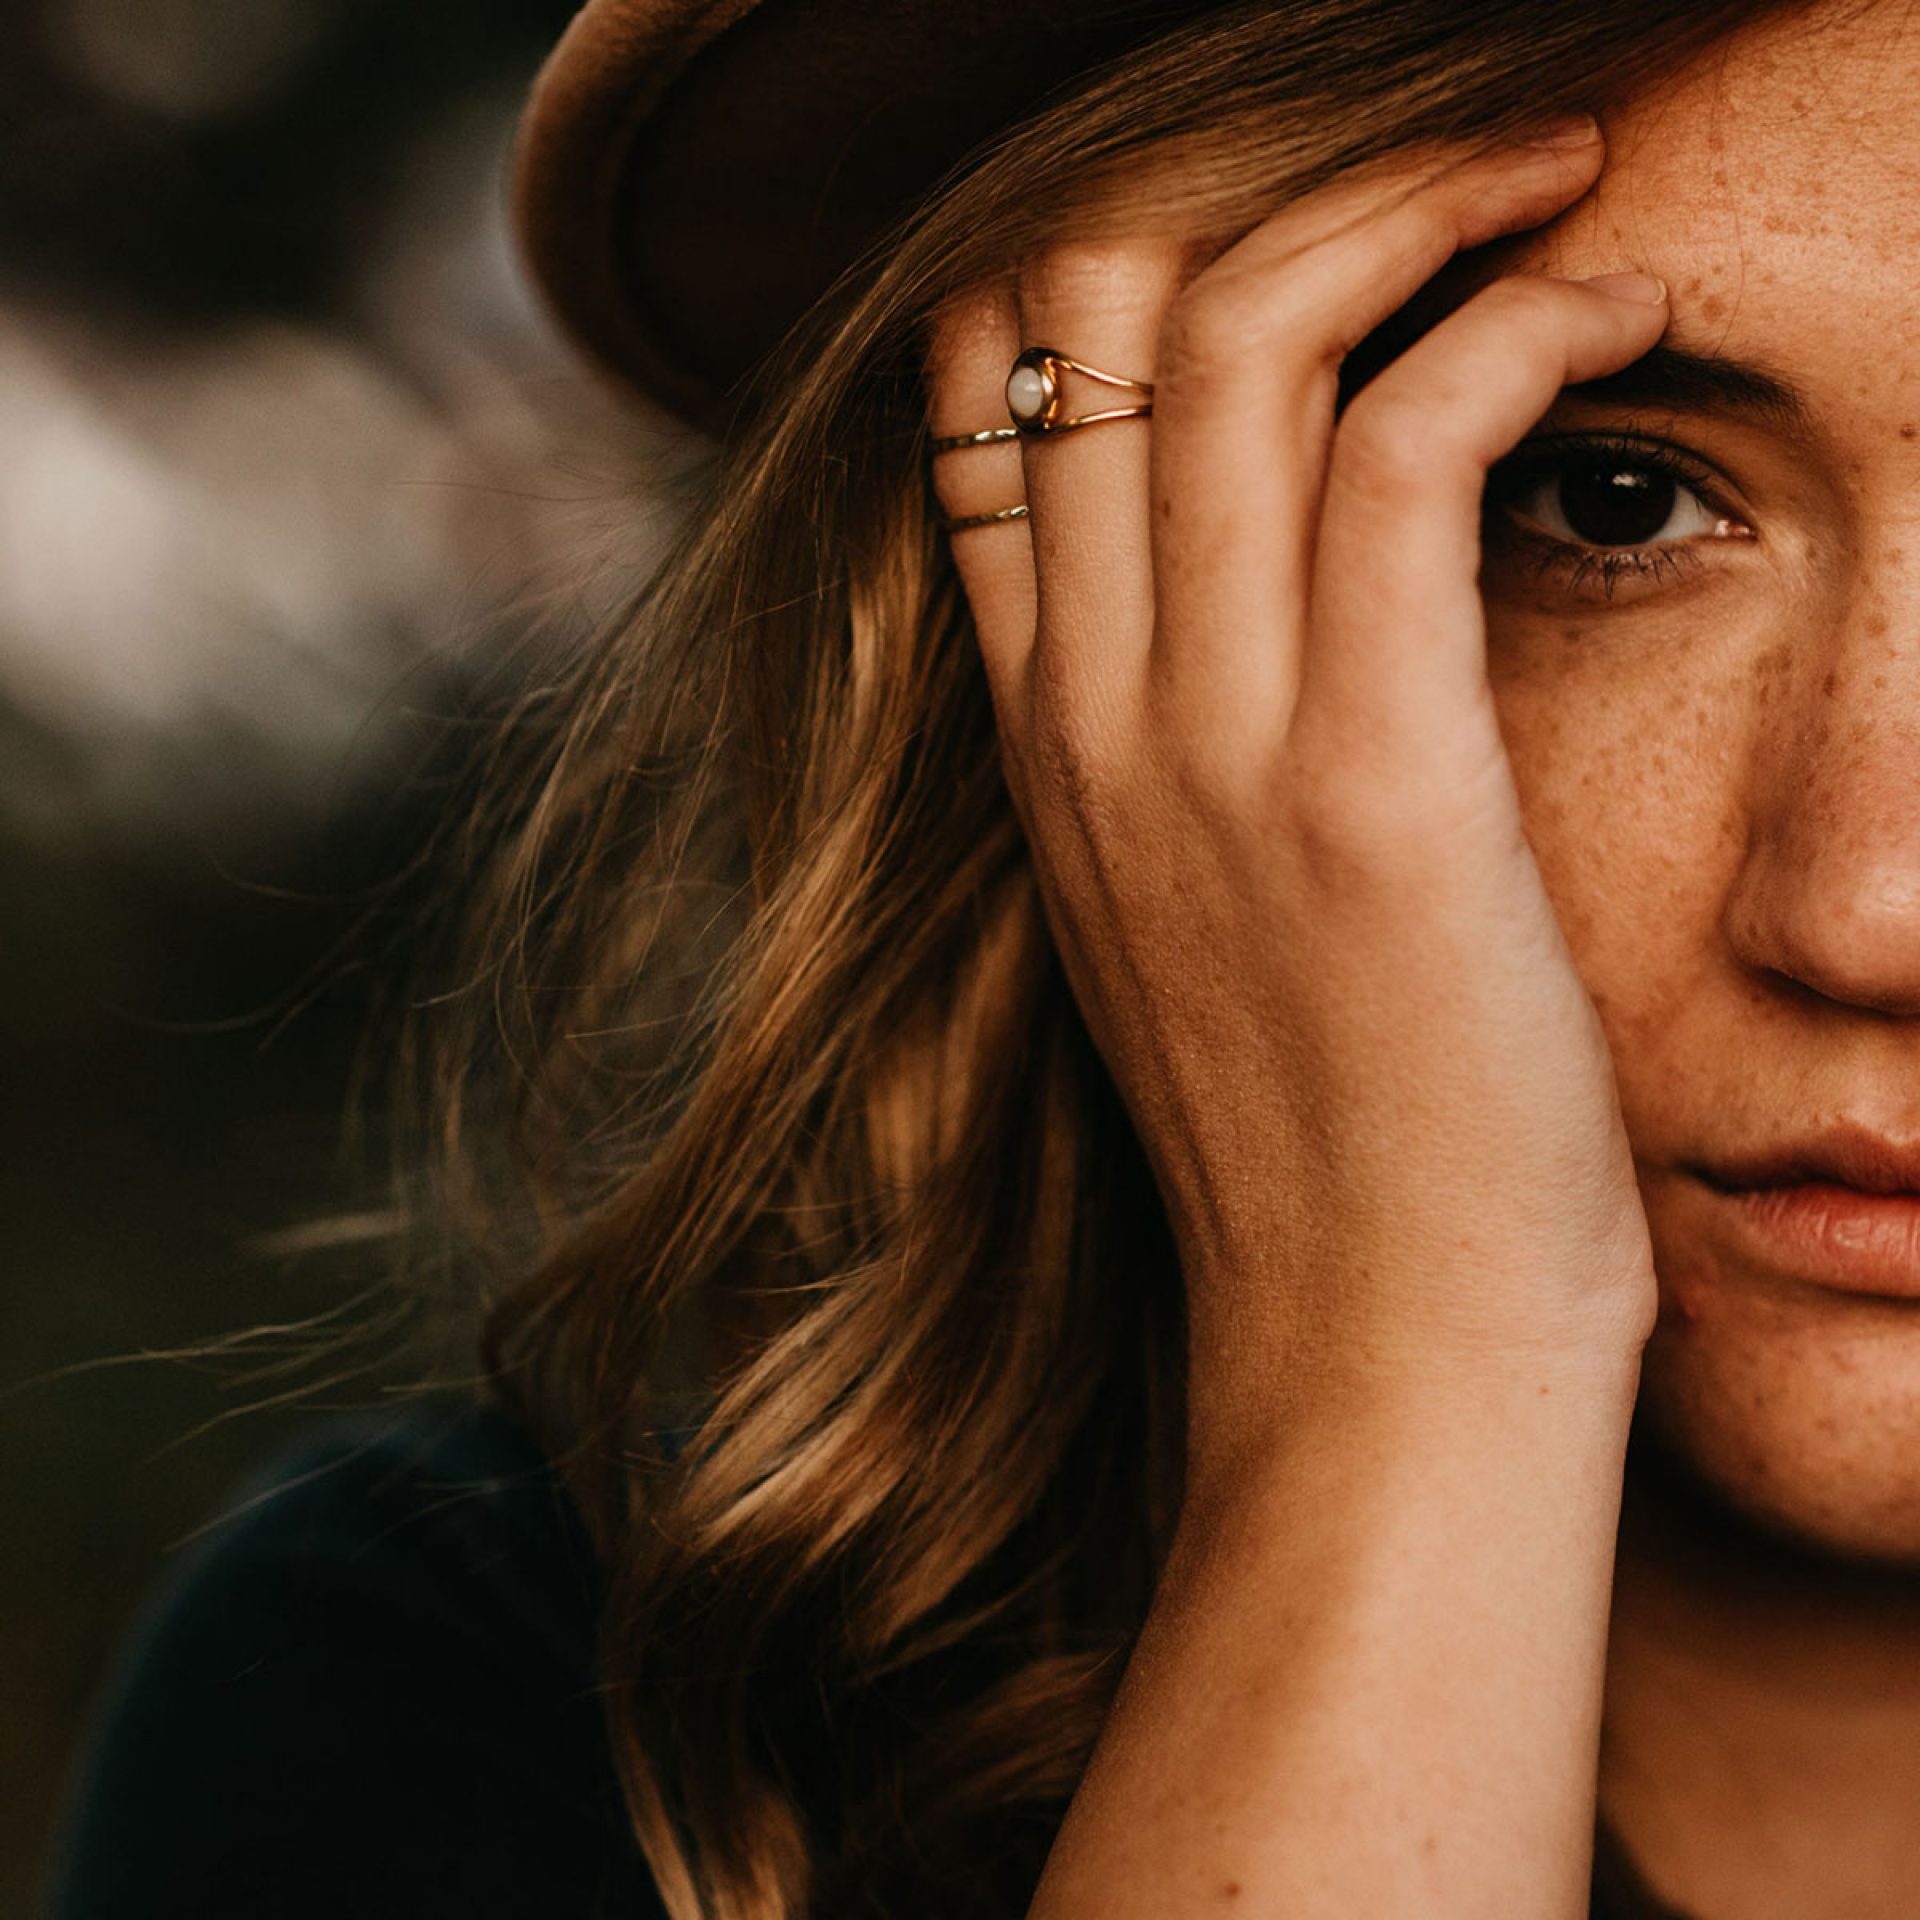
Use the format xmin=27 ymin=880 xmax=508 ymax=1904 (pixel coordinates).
xmin=1477 ymin=0 xmax=1920 ymax=1559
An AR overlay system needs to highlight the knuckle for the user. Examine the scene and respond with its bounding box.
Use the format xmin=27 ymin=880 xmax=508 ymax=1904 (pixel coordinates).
xmin=1457 ymin=272 xmax=1585 ymax=355
xmin=1462 ymin=269 xmax=1556 ymax=322
xmin=1288 ymin=783 xmax=1425 ymax=893
xmin=1277 ymin=738 xmax=1432 ymax=884
xmin=1330 ymin=277 xmax=1591 ymax=495
xmin=1148 ymin=710 xmax=1237 ymax=823
xmin=1330 ymin=388 xmax=1458 ymax=495
xmin=1021 ymin=237 xmax=1181 ymax=354
xmin=1023 ymin=239 xmax=1147 ymax=313
xmin=1159 ymin=273 xmax=1291 ymax=388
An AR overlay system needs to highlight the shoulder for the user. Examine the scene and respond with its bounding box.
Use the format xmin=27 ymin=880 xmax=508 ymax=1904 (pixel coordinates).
xmin=46 ymin=1396 xmax=665 ymax=1920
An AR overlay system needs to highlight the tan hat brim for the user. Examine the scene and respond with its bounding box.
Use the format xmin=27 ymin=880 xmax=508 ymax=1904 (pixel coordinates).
xmin=512 ymin=0 xmax=1208 ymax=429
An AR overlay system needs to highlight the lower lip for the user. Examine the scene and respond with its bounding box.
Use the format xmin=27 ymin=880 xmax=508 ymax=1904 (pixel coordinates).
xmin=1711 ymin=1180 xmax=1920 ymax=1298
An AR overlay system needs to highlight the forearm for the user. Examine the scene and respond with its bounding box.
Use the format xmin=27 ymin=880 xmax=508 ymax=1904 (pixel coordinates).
xmin=1028 ymin=1343 xmax=1643 ymax=1919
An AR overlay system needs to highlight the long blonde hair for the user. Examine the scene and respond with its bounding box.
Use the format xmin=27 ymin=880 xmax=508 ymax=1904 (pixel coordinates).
xmin=408 ymin=2 xmax=1797 ymax=1913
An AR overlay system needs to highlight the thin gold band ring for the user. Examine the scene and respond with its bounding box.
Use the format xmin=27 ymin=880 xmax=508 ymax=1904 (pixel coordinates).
xmin=932 ymin=344 xmax=1154 ymax=531
xmin=943 ymin=502 xmax=1032 ymax=531
xmin=930 ymin=425 xmax=1022 ymax=453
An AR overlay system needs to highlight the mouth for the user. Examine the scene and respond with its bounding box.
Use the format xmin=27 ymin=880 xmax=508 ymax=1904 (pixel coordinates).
xmin=1694 ymin=1135 xmax=1920 ymax=1299
xmin=1698 ymin=1127 xmax=1920 ymax=1197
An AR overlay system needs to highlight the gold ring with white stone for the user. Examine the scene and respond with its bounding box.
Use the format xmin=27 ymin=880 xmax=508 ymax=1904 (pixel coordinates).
xmin=1000 ymin=344 xmax=1154 ymax=436
xmin=931 ymin=346 xmax=1154 ymax=531
xmin=929 ymin=346 xmax=1155 ymax=453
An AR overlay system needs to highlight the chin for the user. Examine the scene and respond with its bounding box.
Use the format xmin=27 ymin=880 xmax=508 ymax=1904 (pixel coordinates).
xmin=1627 ymin=1249 xmax=1920 ymax=1569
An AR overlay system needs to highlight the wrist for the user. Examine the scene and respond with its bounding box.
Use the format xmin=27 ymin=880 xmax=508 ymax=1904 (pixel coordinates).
xmin=1178 ymin=1315 xmax=1646 ymax=1541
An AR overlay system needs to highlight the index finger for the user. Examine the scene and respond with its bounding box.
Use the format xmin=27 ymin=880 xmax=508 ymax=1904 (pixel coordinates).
xmin=1146 ymin=119 xmax=1609 ymax=748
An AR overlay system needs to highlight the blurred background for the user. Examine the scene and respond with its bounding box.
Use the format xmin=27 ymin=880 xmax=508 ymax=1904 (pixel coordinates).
xmin=0 ymin=1 xmax=709 ymax=1904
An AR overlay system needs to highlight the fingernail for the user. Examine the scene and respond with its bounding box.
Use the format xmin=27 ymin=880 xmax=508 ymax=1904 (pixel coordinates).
xmin=1524 ymin=113 xmax=1601 ymax=150
xmin=1582 ymin=270 xmax=1668 ymax=306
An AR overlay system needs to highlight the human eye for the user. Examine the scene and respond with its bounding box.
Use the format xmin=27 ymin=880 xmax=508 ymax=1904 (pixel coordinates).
xmin=1482 ymin=430 xmax=1755 ymax=605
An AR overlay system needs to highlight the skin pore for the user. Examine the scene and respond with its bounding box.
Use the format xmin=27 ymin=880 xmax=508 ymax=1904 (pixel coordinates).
xmin=1462 ymin=4 xmax=1920 ymax=1912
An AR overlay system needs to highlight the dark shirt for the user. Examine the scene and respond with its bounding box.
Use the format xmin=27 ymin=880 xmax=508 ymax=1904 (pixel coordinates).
xmin=46 ymin=1395 xmax=1666 ymax=1919
xmin=45 ymin=1396 xmax=667 ymax=1918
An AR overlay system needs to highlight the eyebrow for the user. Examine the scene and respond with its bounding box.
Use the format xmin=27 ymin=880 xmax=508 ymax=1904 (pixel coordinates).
xmin=1560 ymin=344 xmax=1814 ymax=437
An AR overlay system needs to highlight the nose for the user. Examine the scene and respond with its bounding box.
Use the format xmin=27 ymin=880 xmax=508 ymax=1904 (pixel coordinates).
xmin=1722 ymin=597 xmax=1920 ymax=1018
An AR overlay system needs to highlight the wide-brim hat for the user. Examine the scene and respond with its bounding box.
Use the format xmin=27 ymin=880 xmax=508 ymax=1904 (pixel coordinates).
xmin=512 ymin=0 xmax=1215 ymax=431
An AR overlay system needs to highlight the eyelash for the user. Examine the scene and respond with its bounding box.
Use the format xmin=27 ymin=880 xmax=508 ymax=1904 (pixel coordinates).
xmin=1485 ymin=430 xmax=1738 ymax=602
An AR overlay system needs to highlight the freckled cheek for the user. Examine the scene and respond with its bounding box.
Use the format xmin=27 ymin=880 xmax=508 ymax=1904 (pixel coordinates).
xmin=1489 ymin=652 xmax=1730 ymax=1023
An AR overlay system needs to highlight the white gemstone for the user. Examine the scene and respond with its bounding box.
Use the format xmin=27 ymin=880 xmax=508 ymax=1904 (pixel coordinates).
xmin=1006 ymin=364 xmax=1050 ymax=424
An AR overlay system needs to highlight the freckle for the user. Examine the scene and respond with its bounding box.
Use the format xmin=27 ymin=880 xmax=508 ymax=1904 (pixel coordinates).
xmin=1713 ymin=170 xmax=1729 ymax=188
xmin=1701 ymin=294 xmax=1727 ymax=321
xmin=1867 ymin=613 xmax=1890 ymax=639
xmin=1823 ymin=671 xmax=1840 ymax=695
xmin=1901 ymin=425 xmax=1917 ymax=441
xmin=1222 ymin=1883 xmax=1243 ymax=1900
xmin=1682 ymin=275 xmax=1704 ymax=295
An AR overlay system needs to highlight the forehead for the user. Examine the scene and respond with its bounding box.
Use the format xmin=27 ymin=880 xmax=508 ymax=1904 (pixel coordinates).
xmin=1345 ymin=3 xmax=1920 ymax=436
xmin=1509 ymin=0 xmax=1920 ymax=351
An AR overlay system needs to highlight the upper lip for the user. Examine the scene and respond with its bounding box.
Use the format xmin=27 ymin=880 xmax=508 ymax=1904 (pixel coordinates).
xmin=1700 ymin=1123 xmax=1920 ymax=1195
